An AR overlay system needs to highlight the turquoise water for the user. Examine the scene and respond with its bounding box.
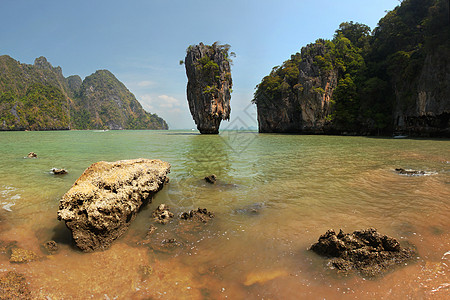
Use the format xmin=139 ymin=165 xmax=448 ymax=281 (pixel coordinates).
xmin=0 ymin=130 xmax=449 ymax=298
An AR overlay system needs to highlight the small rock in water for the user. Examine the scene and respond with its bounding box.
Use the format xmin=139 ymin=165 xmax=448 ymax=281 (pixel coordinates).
xmin=233 ymin=202 xmax=265 ymax=215
xmin=309 ymin=228 xmax=415 ymax=277
xmin=9 ymin=247 xmax=39 ymax=263
xmin=42 ymin=240 xmax=59 ymax=255
xmin=180 ymin=208 xmax=214 ymax=223
xmin=51 ymin=168 xmax=68 ymax=175
xmin=394 ymin=168 xmax=435 ymax=176
xmin=0 ymin=271 xmax=31 ymax=299
xmin=152 ymin=204 xmax=174 ymax=224
xmin=140 ymin=224 xmax=157 ymax=245
xmin=204 ymin=174 xmax=217 ymax=184
xmin=26 ymin=152 xmax=37 ymax=158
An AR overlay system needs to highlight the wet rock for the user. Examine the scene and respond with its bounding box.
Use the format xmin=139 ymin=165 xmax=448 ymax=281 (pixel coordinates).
xmin=180 ymin=208 xmax=215 ymax=223
xmin=139 ymin=265 xmax=153 ymax=278
xmin=0 ymin=271 xmax=31 ymax=299
xmin=51 ymin=168 xmax=67 ymax=175
xmin=57 ymin=158 xmax=171 ymax=252
xmin=233 ymin=202 xmax=265 ymax=215
xmin=152 ymin=204 xmax=174 ymax=225
xmin=184 ymin=42 xmax=233 ymax=134
xmin=204 ymin=174 xmax=217 ymax=184
xmin=394 ymin=168 xmax=436 ymax=176
xmin=309 ymin=228 xmax=415 ymax=277
xmin=42 ymin=240 xmax=59 ymax=255
xmin=9 ymin=248 xmax=39 ymax=263
xmin=150 ymin=238 xmax=183 ymax=254
xmin=0 ymin=240 xmax=17 ymax=255
xmin=26 ymin=152 xmax=37 ymax=158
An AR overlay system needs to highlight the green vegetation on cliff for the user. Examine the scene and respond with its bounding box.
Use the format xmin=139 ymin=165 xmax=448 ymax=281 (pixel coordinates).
xmin=0 ymin=56 xmax=168 ymax=131
xmin=254 ymin=0 xmax=449 ymax=135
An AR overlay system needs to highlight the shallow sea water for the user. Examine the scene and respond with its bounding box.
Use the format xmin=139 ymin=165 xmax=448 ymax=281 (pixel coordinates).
xmin=0 ymin=130 xmax=449 ymax=299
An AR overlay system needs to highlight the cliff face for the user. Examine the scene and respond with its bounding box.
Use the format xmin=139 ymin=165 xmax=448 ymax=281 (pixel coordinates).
xmin=185 ymin=42 xmax=232 ymax=134
xmin=256 ymin=43 xmax=337 ymax=133
xmin=0 ymin=55 xmax=168 ymax=130
xmin=72 ymin=70 xmax=168 ymax=130
xmin=254 ymin=0 xmax=449 ymax=137
xmin=393 ymin=48 xmax=450 ymax=136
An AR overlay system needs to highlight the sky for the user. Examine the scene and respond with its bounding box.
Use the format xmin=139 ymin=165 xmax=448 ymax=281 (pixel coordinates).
xmin=0 ymin=0 xmax=401 ymax=129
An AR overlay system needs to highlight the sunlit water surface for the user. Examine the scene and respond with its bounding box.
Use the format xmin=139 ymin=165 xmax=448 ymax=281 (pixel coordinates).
xmin=0 ymin=130 xmax=449 ymax=299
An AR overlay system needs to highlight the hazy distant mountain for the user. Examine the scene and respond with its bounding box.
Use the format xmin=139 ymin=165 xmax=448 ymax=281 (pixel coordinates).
xmin=0 ymin=55 xmax=168 ymax=130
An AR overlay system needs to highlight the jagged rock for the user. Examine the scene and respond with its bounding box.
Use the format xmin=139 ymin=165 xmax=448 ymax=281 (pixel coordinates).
xmin=180 ymin=208 xmax=214 ymax=223
xmin=9 ymin=248 xmax=39 ymax=263
xmin=57 ymin=158 xmax=170 ymax=252
xmin=309 ymin=228 xmax=415 ymax=277
xmin=26 ymin=152 xmax=37 ymax=158
xmin=42 ymin=240 xmax=59 ymax=255
xmin=394 ymin=168 xmax=436 ymax=176
xmin=204 ymin=174 xmax=217 ymax=184
xmin=152 ymin=204 xmax=174 ymax=224
xmin=0 ymin=271 xmax=31 ymax=299
xmin=51 ymin=168 xmax=67 ymax=175
xmin=184 ymin=42 xmax=233 ymax=134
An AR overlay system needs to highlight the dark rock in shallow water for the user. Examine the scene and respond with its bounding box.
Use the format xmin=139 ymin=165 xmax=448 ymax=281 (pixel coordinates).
xmin=180 ymin=208 xmax=215 ymax=223
xmin=204 ymin=174 xmax=217 ymax=184
xmin=51 ymin=168 xmax=67 ymax=175
xmin=26 ymin=152 xmax=37 ymax=158
xmin=57 ymin=159 xmax=170 ymax=252
xmin=0 ymin=271 xmax=31 ymax=299
xmin=42 ymin=240 xmax=59 ymax=255
xmin=152 ymin=204 xmax=174 ymax=225
xmin=233 ymin=202 xmax=265 ymax=215
xmin=309 ymin=228 xmax=415 ymax=277
xmin=394 ymin=168 xmax=436 ymax=176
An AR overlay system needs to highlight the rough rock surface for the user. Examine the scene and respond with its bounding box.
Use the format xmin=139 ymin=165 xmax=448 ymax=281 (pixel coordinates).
xmin=152 ymin=204 xmax=174 ymax=224
xmin=180 ymin=208 xmax=215 ymax=223
xmin=51 ymin=168 xmax=67 ymax=175
xmin=184 ymin=42 xmax=232 ymax=134
xmin=255 ymin=43 xmax=337 ymax=133
xmin=27 ymin=152 xmax=37 ymax=158
xmin=42 ymin=240 xmax=59 ymax=255
xmin=9 ymin=248 xmax=39 ymax=263
xmin=309 ymin=228 xmax=415 ymax=277
xmin=204 ymin=174 xmax=217 ymax=184
xmin=0 ymin=271 xmax=31 ymax=299
xmin=57 ymin=158 xmax=170 ymax=252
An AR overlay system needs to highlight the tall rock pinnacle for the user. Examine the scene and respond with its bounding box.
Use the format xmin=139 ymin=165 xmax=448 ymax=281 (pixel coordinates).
xmin=184 ymin=42 xmax=233 ymax=134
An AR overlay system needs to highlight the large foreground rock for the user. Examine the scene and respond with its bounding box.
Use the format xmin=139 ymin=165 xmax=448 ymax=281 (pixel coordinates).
xmin=309 ymin=228 xmax=415 ymax=277
xmin=57 ymin=159 xmax=170 ymax=252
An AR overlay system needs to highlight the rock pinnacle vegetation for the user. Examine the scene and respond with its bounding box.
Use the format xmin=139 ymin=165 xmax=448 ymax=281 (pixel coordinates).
xmin=184 ymin=42 xmax=233 ymax=134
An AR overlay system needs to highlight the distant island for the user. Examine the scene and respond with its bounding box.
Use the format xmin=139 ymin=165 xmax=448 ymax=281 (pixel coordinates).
xmin=253 ymin=0 xmax=449 ymax=137
xmin=0 ymin=56 xmax=168 ymax=131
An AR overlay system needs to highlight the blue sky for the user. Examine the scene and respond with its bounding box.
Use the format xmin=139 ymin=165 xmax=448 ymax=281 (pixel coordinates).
xmin=0 ymin=0 xmax=400 ymax=129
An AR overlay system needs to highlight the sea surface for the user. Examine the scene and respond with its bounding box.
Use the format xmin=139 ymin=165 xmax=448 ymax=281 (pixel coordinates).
xmin=0 ymin=130 xmax=449 ymax=299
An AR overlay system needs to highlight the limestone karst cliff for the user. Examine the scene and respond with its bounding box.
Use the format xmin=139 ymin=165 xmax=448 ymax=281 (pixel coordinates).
xmin=255 ymin=42 xmax=338 ymax=133
xmin=184 ymin=42 xmax=233 ymax=134
xmin=254 ymin=0 xmax=449 ymax=136
xmin=0 ymin=56 xmax=168 ymax=130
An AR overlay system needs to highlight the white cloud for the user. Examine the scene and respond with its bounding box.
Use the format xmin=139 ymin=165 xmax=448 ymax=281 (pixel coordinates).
xmin=137 ymin=80 xmax=156 ymax=87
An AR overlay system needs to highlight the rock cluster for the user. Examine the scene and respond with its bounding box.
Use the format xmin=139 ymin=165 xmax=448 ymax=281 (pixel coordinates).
xmin=152 ymin=204 xmax=174 ymax=224
xmin=309 ymin=228 xmax=415 ymax=277
xmin=57 ymin=159 xmax=170 ymax=252
xmin=0 ymin=271 xmax=31 ymax=299
xmin=180 ymin=208 xmax=215 ymax=223
xmin=184 ymin=42 xmax=232 ymax=134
